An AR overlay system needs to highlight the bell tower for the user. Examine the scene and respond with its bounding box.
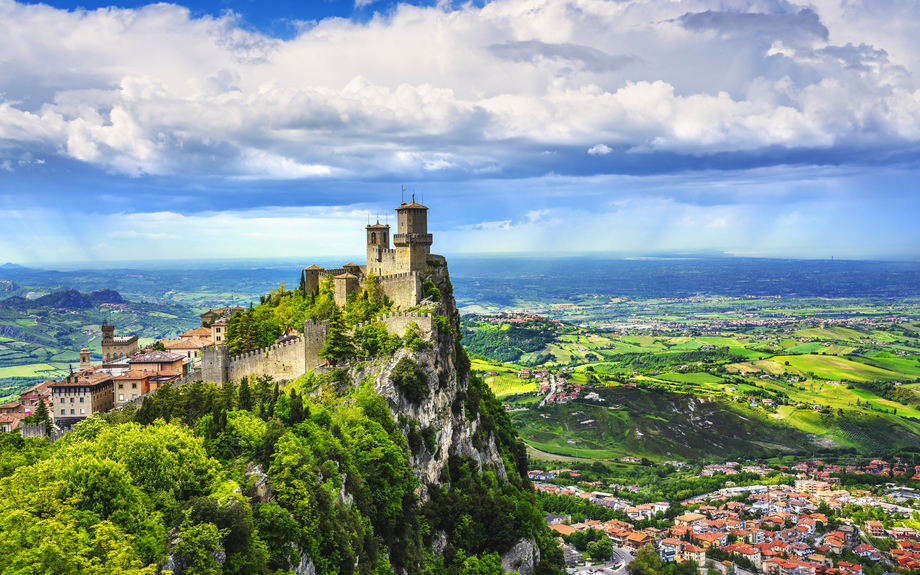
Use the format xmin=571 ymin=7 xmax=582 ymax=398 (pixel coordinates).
xmin=366 ymin=219 xmax=391 ymax=274
xmin=394 ymin=195 xmax=432 ymax=272
xmin=79 ymin=347 xmax=91 ymax=371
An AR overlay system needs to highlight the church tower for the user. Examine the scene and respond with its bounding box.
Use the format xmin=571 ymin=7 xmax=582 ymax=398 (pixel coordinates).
xmin=394 ymin=195 xmax=432 ymax=272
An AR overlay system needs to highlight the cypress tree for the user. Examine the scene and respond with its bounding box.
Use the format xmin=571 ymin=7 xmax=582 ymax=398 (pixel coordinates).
xmin=319 ymin=306 xmax=355 ymax=366
xmin=289 ymin=390 xmax=304 ymax=425
xmin=239 ymin=377 xmax=253 ymax=411
xmin=32 ymin=398 xmax=52 ymax=435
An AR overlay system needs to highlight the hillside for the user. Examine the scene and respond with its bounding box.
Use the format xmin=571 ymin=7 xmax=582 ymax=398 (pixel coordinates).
xmin=0 ymin=287 xmax=200 ymax=401
xmin=469 ymin=306 xmax=920 ymax=462
xmin=0 ymin=261 xmax=565 ymax=575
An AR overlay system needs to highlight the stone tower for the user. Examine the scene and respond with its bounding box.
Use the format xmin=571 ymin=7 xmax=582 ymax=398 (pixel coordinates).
xmin=366 ymin=220 xmax=392 ymax=275
xmin=394 ymin=196 xmax=432 ymax=272
xmin=101 ymin=320 xmax=115 ymax=345
xmin=79 ymin=347 xmax=91 ymax=371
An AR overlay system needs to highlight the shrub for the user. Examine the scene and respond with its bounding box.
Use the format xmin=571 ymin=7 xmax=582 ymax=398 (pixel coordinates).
xmin=403 ymin=322 xmax=429 ymax=351
xmin=390 ymin=358 xmax=428 ymax=404
xmin=422 ymin=281 xmax=441 ymax=301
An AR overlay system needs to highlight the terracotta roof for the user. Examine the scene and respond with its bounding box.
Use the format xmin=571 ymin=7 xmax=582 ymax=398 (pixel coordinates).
xmin=113 ymin=370 xmax=151 ymax=380
xmin=128 ymin=350 xmax=184 ymax=363
xmin=366 ymin=221 xmax=390 ymax=229
xmin=549 ymin=524 xmax=576 ymax=536
xmin=50 ymin=371 xmax=114 ymax=388
xmin=181 ymin=327 xmax=212 ymax=337
xmin=304 ymin=264 xmax=325 ymax=270
xmin=342 ymin=262 xmax=359 ymax=267
xmin=335 ymin=273 xmax=358 ymax=279
xmin=395 ymin=201 xmax=428 ymax=211
xmin=165 ymin=339 xmax=206 ymax=350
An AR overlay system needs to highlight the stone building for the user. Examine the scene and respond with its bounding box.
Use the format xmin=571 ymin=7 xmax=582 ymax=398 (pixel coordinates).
xmin=301 ymin=196 xmax=443 ymax=309
xmin=100 ymin=320 xmax=138 ymax=363
xmin=50 ymin=371 xmax=115 ymax=427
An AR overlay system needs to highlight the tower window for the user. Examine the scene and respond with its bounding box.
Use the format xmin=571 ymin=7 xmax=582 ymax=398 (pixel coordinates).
xmin=371 ymin=232 xmax=377 ymax=244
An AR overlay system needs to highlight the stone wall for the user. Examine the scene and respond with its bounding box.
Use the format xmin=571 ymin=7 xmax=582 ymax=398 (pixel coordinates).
xmin=198 ymin=313 xmax=439 ymax=385
xmin=201 ymin=346 xmax=230 ymax=385
xmin=226 ymin=337 xmax=306 ymax=383
xmin=302 ymin=267 xmax=347 ymax=294
xmin=375 ymin=272 xmax=421 ymax=310
xmin=352 ymin=312 xmax=435 ymax=339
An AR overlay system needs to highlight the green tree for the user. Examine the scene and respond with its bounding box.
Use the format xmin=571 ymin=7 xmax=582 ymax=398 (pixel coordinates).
xmin=238 ymin=378 xmax=253 ymax=412
xmin=174 ymin=510 xmax=228 ymax=575
xmin=319 ymin=306 xmax=355 ymax=366
xmin=628 ymin=544 xmax=664 ymax=575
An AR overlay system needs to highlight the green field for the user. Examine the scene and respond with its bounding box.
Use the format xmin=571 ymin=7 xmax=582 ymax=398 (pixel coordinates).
xmin=0 ymin=363 xmax=61 ymax=378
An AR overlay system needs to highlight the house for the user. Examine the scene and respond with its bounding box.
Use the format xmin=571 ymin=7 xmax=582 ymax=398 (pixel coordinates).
xmin=659 ymin=538 xmax=682 ymax=561
xmin=864 ymin=521 xmax=885 ymax=538
xmin=127 ymin=350 xmax=187 ymax=376
xmin=550 ymin=524 xmax=576 ymax=536
xmin=675 ymin=513 xmax=707 ymax=527
xmin=163 ymin=338 xmax=207 ymax=361
xmin=518 ymin=369 xmax=532 ymax=379
xmin=544 ymin=513 xmax=569 ymax=526
xmin=693 ymin=532 xmax=727 ymax=548
xmin=625 ymin=531 xmax=655 ymax=550
xmin=680 ymin=544 xmax=707 ymax=565
xmin=112 ymin=370 xmax=154 ymax=407
xmin=725 ymin=543 xmax=762 ymax=569
xmin=179 ymin=326 xmax=213 ymax=342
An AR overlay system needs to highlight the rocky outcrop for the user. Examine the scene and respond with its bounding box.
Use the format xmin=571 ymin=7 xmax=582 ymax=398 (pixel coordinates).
xmin=500 ymin=538 xmax=540 ymax=575
xmin=348 ymin=260 xmax=507 ymax=497
xmin=244 ymin=462 xmax=274 ymax=503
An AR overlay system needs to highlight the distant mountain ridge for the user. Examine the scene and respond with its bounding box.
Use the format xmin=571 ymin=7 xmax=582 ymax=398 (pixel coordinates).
xmin=0 ymin=287 xmax=126 ymax=310
xmin=0 ymin=263 xmax=26 ymax=270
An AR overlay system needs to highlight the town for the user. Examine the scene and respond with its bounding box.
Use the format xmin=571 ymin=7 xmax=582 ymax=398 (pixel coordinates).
xmin=533 ymin=458 xmax=917 ymax=575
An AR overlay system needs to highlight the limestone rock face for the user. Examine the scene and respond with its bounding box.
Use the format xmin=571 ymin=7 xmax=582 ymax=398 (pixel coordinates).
xmin=351 ymin=261 xmax=508 ymax=495
xmin=500 ymin=538 xmax=541 ymax=575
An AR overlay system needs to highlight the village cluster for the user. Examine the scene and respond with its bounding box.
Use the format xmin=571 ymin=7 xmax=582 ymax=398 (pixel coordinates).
xmin=532 ymin=459 xmax=919 ymax=574
xmin=0 ymin=306 xmax=241 ymax=432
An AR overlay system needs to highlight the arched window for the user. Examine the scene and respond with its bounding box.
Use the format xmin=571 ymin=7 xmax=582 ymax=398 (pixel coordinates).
xmin=371 ymin=232 xmax=377 ymax=244
xmin=105 ymin=353 xmax=110 ymax=361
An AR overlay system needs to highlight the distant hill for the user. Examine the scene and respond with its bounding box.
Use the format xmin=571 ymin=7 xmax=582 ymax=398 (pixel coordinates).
xmin=0 ymin=263 xmax=26 ymax=270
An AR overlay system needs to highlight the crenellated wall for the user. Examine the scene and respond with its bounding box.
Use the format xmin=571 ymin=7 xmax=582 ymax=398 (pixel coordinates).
xmin=375 ymin=271 xmax=421 ymax=310
xmin=226 ymin=336 xmax=307 ymax=383
xmin=352 ymin=312 xmax=435 ymax=339
xmin=198 ymin=313 xmax=437 ymax=385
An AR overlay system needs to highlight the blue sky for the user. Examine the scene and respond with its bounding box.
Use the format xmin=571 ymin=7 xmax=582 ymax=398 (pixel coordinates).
xmin=1 ymin=0 xmax=919 ymax=264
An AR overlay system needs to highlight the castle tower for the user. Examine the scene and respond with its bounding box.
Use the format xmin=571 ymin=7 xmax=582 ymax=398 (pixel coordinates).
xmin=394 ymin=195 xmax=432 ymax=272
xmin=366 ymin=220 xmax=391 ymax=274
xmin=79 ymin=347 xmax=91 ymax=371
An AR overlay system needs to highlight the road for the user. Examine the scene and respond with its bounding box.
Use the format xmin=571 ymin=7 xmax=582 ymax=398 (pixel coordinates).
xmin=568 ymin=546 xmax=635 ymax=575
xmin=539 ymin=374 xmax=557 ymax=408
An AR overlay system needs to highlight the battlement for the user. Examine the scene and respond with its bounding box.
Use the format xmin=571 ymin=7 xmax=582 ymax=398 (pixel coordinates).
xmin=393 ymin=233 xmax=433 ymax=245
xmin=228 ymin=335 xmax=304 ymax=363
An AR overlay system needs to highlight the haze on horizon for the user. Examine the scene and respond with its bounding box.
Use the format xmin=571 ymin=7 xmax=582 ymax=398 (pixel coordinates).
xmin=1 ymin=0 xmax=919 ymax=264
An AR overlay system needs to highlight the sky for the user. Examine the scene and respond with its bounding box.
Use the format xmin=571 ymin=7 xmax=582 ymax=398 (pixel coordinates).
xmin=1 ymin=0 xmax=919 ymax=264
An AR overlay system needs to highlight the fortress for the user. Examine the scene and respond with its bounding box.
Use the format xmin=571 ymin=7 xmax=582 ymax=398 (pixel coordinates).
xmin=302 ymin=196 xmax=443 ymax=309
xmin=202 ymin=196 xmax=442 ymax=384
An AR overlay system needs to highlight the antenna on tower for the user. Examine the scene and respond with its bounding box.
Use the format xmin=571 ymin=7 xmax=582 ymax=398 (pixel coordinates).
xmin=401 ymin=185 xmax=405 ymax=203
